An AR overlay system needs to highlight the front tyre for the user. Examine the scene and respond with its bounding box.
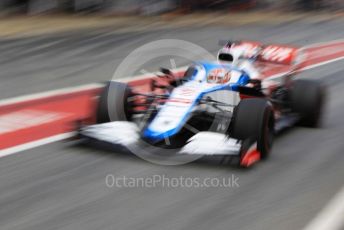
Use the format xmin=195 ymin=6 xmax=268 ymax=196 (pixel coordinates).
xmin=290 ymin=79 xmax=326 ymax=127
xmin=96 ymin=81 xmax=133 ymax=123
xmin=231 ymin=98 xmax=275 ymax=159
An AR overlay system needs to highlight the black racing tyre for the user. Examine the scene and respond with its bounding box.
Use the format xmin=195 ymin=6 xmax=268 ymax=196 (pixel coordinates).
xmin=231 ymin=98 xmax=275 ymax=159
xmin=96 ymin=81 xmax=133 ymax=123
xmin=290 ymin=79 xmax=326 ymax=127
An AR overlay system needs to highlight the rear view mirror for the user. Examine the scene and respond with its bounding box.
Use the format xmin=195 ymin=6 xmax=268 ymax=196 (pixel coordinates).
xmin=160 ymin=67 xmax=172 ymax=75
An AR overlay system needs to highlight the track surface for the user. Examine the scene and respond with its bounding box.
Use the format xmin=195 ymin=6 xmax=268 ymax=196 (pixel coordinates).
xmin=0 ymin=20 xmax=344 ymax=230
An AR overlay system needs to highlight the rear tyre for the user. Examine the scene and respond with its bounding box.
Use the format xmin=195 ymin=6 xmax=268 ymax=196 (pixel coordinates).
xmin=96 ymin=81 xmax=133 ymax=124
xmin=231 ymin=98 xmax=274 ymax=159
xmin=290 ymin=79 xmax=326 ymax=127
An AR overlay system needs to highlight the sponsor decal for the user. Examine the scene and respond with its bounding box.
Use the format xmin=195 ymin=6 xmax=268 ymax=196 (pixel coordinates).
xmin=260 ymin=46 xmax=296 ymax=64
xmin=207 ymin=68 xmax=232 ymax=84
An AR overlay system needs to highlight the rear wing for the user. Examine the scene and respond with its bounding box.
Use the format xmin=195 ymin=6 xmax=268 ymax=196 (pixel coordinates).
xmin=222 ymin=40 xmax=305 ymax=67
xmin=259 ymin=44 xmax=301 ymax=66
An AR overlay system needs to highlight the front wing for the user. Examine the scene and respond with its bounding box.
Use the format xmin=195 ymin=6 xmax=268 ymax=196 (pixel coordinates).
xmin=79 ymin=121 xmax=241 ymax=155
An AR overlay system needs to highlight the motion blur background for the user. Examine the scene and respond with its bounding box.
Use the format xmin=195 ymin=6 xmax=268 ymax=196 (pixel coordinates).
xmin=0 ymin=1 xmax=344 ymax=230
xmin=0 ymin=0 xmax=343 ymax=15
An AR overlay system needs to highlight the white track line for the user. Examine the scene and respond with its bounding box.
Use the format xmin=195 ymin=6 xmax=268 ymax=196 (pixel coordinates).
xmin=0 ymin=83 xmax=103 ymax=107
xmin=302 ymin=185 xmax=344 ymax=230
xmin=0 ymin=66 xmax=188 ymax=107
xmin=302 ymin=56 xmax=344 ymax=71
xmin=0 ymin=132 xmax=75 ymax=158
xmin=302 ymin=38 xmax=344 ymax=49
xmin=267 ymin=54 xmax=344 ymax=81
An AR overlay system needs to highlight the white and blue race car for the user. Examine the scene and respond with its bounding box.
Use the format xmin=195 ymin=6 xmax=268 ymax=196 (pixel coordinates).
xmin=78 ymin=41 xmax=326 ymax=167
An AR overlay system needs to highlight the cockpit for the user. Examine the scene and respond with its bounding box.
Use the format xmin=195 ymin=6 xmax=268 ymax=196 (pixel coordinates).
xmin=183 ymin=62 xmax=242 ymax=85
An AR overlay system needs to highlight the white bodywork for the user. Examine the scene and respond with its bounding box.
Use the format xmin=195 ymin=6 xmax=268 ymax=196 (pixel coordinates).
xmin=80 ymin=121 xmax=140 ymax=146
xmin=180 ymin=132 xmax=241 ymax=155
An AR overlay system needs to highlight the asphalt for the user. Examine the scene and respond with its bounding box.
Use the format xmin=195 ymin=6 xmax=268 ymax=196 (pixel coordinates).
xmin=0 ymin=20 xmax=344 ymax=230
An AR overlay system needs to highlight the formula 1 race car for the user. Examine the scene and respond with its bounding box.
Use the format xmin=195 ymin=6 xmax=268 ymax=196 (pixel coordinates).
xmin=78 ymin=40 xmax=326 ymax=167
